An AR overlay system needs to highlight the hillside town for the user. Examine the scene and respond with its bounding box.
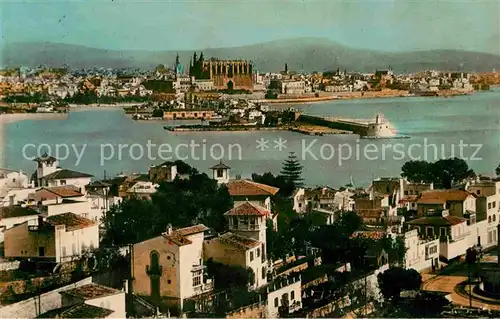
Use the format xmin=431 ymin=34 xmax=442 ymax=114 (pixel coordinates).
xmin=0 ymin=148 xmax=500 ymax=318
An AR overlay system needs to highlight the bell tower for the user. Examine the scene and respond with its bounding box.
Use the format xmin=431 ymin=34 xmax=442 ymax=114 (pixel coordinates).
xmin=210 ymin=161 xmax=230 ymax=184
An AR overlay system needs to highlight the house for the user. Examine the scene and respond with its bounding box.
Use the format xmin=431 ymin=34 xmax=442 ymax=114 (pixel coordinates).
xmin=406 ymin=210 xmax=469 ymax=260
xmin=148 ymin=162 xmax=178 ymax=184
xmin=354 ymin=193 xmax=397 ymax=225
xmin=416 ymin=189 xmax=476 ymax=217
xmin=204 ymin=202 xmax=268 ymax=289
xmin=131 ymin=224 xmax=212 ymax=310
xmin=32 ymin=186 xmax=90 ymax=218
xmin=467 ymin=178 xmax=500 ymax=226
xmin=4 ymin=212 xmax=98 ymax=262
xmin=0 ymin=168 xmax=30 ymax=197
xmin=403 ymin=229 xmax=440 ymax=272
xmin=226 ymin=179 xmax=279 ymax=212
xmin=210 ymin=162 xmax=231 ymax=184
xmin=0 ymin=206 xmax=40 ymax=242
xmin=0 ymin=206 xmax=39 ymax=230
xmin=266 ymin=274 xmax=302 ymax=317
xmin=126 ymin=181 xmax=158 ymax=200
xmin=1 ymin=188 xmax=37 ymax=207
xmin=369 ymin=177 xmax=404 ymax=213
xmin=39 ymin=283 xmax=125 ymax=318
xmin=32 ymin=153 xmax=92 ymax=192
xmin=86 ymin=181 xmax=122 ymax=223
xmin=293 ymin=187 xmax=354 ymax=213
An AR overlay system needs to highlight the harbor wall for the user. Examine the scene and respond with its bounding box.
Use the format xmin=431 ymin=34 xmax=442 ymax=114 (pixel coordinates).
xmin=297 ymin=115 xmax=368 ymax=136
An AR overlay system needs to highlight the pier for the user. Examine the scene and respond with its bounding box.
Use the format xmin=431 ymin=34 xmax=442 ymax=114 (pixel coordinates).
xmin=297 ymin=115 xmax=370 ymax=136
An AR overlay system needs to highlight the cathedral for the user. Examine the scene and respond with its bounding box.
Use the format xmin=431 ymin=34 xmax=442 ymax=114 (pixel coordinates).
xmin=189 ymin=52 xmax=253 ymax=91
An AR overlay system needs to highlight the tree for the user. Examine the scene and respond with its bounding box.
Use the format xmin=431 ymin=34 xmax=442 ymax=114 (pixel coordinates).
xmin=377 ymin=267 xmax=422 ymax=302
xmin=102 ymin=162 xmax=233 ymax=245
xmin=251 ymin=172 xmax=295 ymax=197
xmin=280 ymin=152 xmax=304 ymax=188
xmin=401 ymin=158 xmax=475 ymax=188
xmin=496 ymin=163 xmax=500 ymax=176
xmin=337 ymin=211 xmax=363 ymax=236
xmin=205 ymin=259 xmax=255 ymax=290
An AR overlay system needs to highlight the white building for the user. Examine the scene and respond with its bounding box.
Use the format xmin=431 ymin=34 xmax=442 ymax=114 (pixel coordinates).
xmin=126 ymin=181 xmax=158 ymax=200
xmin=266 ymin=274 xmax=302 ymax=317
xmin=0 ymin=169 xmax=30 ymax=197
xmin=280 ymin=79 xmax=306 ymax=95
xmin=210 ymin=162 xmax=231 ymax=184
xmin=33 ymin=153 xmax=92 ymax=193
xmin=403 ymin=229 xmax=440 ymax=272
xmin=193 ymin=79 xmax=215 ymax=91
xmin=407 ymin=210 xmax=469 ymax=260
xmin=4 ymin=212 xmax=99 ymax=262
xmin=44 ymin=283 xmax=126 ymax=318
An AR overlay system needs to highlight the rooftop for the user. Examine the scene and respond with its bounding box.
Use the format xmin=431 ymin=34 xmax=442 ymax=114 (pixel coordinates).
xmin=38 ymin=304 xmax=114 ymax=318
xmin=0 ymin=206 xmax=39 ymax=219
xmin=227 ymin=179 xmax=279 ymax=197
xmin=33 ymin=153 xmax=57 ymax=163
xmin=407 ymin=214 xmax=467 ymax=226
xmin=61 ymin=283 xmax=121 ymax=300
xmin=218 ymin=232 xmax=261 ymax=250
xmin=417 ymin=189 xmax=473 ymax=204
xmin=45 ymin=213 xmax=96 ymax=231
xmin=42 ymin=169 xmax=93 ymax=180
xmin=210 ymin=161 xmax=231 ymax=170
xmin=40 ymin=185 xmax=83 ymax=198
xmin=162 ymin=224 xmax=208 ymax=246
xmin=225 ymin=202 xmax=269 ymax=217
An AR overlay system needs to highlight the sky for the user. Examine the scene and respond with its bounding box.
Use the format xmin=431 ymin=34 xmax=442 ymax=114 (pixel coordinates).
xmin=2 ymin=0 xmax=500 ymax=54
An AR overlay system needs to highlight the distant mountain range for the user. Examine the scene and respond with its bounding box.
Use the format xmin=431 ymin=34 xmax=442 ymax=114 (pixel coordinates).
xmin=2 ymin=38 xmax=500 ymax=73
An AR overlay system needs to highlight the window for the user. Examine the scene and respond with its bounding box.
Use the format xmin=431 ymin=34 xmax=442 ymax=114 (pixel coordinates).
xmin=217 ymin=169 xmax=224 ymax=178
xmin=60 ymin=180 xmax=66 ymax=185
xmin=256 ymin=248 xmax=260 ymax=258
xmin=494 ymin=214 xmax=497 ymax=222
xmin=489 ymin=216 xmax=492 ymax=223
xmin=440 ymin=227 xmax=447 ymax=237
xmin=429 ymin=245 xmax=437 ymax=255
xmin=167 ymin=280 xmax=171 ymax=284
xmin=262 ymin=267 xmax=266 ymax=279
xmin=274 ymin=297 xmax=279 ymax=307
xmin=494 ymin=202 xmax=497 ymax=208
xmin=426 ymin=227 xmax=434 ymax=237
xmin=250 ymin=251 xmax=254 ymax=261
xmin=193 ymin=270 xmax=202 ymax=287
xmin=291 ymin=291 xmax=295 ymax=300
xmin=488 ymin=203 xmax=492 ymax=209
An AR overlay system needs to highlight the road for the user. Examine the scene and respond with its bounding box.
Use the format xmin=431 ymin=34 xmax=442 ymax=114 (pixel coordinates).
xmin=422 ymin=272 xmax=500 ymax=310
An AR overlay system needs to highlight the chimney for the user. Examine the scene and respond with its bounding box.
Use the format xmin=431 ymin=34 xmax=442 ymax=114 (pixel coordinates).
xmin=166 ymin=224 xmax=173 ymax=235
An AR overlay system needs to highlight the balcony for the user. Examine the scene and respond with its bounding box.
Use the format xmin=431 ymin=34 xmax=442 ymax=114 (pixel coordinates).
xmin=146 ymin=265 xmax=163 ymax=277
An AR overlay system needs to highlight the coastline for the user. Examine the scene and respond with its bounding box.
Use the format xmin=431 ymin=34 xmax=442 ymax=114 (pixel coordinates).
xmin=0 ymin=113 xmax=68 ymax=125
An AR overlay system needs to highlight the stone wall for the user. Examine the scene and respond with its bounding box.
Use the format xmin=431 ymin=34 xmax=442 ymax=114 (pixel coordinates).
xmin=0 ymin=261 xmax=20 ymax=272
xmin=0 ymin=276 xmax=92 ymax=318
xmin=225 ymin=301 xmax=267 ymax=319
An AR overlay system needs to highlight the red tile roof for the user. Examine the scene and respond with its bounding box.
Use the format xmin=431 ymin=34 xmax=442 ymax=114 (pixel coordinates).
xmin=45 ymin=213 xmax=95 ymax=231
xmin=175 ymin=224 xmax=209 ymax=236
xmin=218 ymin=232 xmax=261 ymax=250
xmin=417 ymin=189 xmax=473 ymax=204
xmin=227 ymin=180 xmax=279 ymax=197
xmin=42 ymin=169 xmax=93 ymax=180
xmin=41 ymin=185 xmax=83 ymax=198
xmin=225 ymin=202 xmax=270 ymax=216
xmin=162 ymin=224 xmax=207 ymax=246
xmin=407 ymin=214 xmax=467 ymax=226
